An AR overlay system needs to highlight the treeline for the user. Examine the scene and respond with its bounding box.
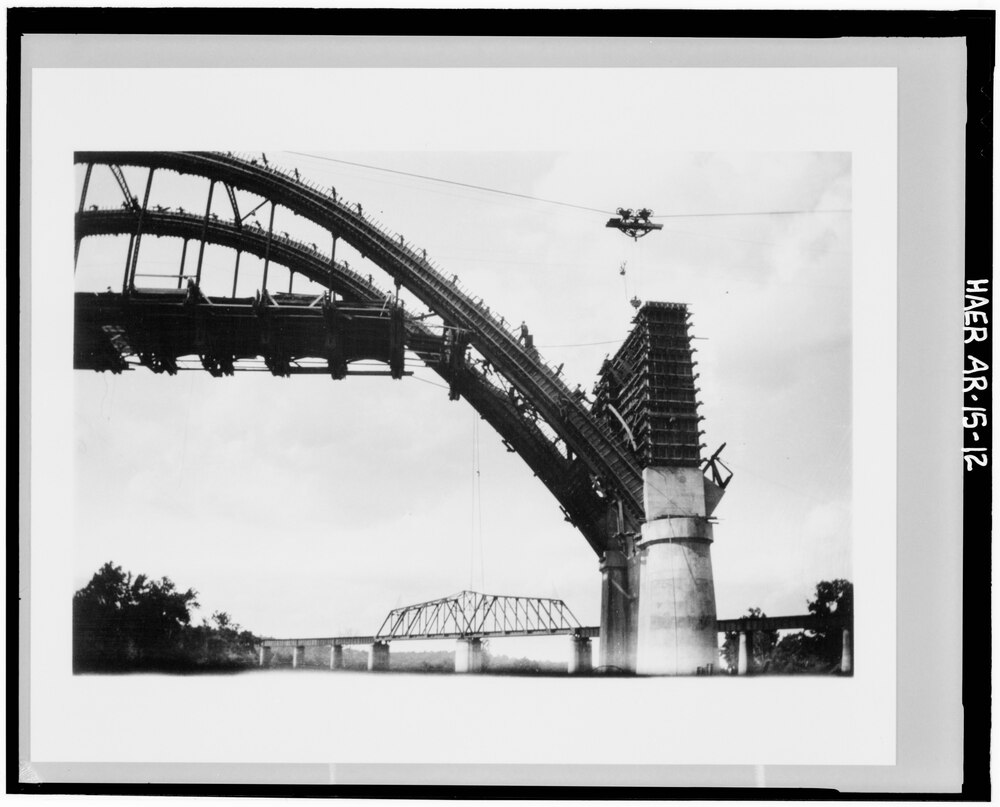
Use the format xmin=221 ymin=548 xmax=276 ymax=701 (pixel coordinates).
xmin=73 ymin=562 xmax=260 ymax=673
xmin=720 ymin=579 xmax=853 ymax=674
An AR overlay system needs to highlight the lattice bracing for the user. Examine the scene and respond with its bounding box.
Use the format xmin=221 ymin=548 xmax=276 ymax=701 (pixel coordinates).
xmin=375 ymin=591 xmax=583 ymax=640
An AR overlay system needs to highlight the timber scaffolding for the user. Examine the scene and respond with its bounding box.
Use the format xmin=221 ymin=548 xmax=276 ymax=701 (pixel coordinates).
xmin=592 ymin=302 xmax=704 ymax=468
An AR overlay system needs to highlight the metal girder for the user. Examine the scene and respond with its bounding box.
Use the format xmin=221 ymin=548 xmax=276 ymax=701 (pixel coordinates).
xmin=715 ymin=614 xmax=850 ymax=633
xmin=108 ymin=164 xmax=137 ymax=211
xmin=223 ymin=182 xmax=241 ymax=225
xmin=75 ymin=162 xmax=94 ymax=269
xmin=375 ymin=591 xmax=582 ymax=640
xmin=126 ymin=168 xmax=156 ymax=292
xmin=74 ymin=292 xmax=434 ymax=379
xmin=259 ymin=615 xmax=847 ymax=650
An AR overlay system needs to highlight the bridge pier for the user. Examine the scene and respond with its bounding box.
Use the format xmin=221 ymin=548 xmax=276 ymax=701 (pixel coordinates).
xmin=635 ymin=468 xmax=719 ymax=676
xmin=259 ymin=646 xmax=272 ymax=667
xmin=736 ymin=632 xmax=750 ymax=675
xmin=455 ymin=638 xmax=483 ymax=673
xmin=568 ymin=636 xmax=593 ymax=674
xmin=599 ymin=549 xmax=636 ymax=672
xmin=330 ymin=644 xmax=344 ymax=670
xmin=368 ymin=641 xmax=390 ymax=671
xmin=841 ymin=627 xmax=853 ymax=674
xmin=292 ymin=645 xmax=306 ymax=668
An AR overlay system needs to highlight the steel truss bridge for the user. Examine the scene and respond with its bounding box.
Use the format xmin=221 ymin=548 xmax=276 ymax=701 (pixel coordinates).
xmin=260 ymin=611 xmax=849 ymax=649
xmin=376 ymin=590 xmax=583 ymax=640
xmin=258 ymin=600 xmax=850 ymax=677
xmin=262 ymin=591 xmax=592 ymax=649
xmin=74 ymin=151 xmax=646 ymax=554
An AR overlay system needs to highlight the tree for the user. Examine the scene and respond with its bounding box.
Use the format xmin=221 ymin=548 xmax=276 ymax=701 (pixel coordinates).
xmin=73 ymin=561 xmax=198 ymax=669
xmin=74 ymin=562 xmax=263 ymax=672
xmin=769 ymin=579 xmax=853 ymax=674
xmin=721 ymin=607 xmax=779 ymax=673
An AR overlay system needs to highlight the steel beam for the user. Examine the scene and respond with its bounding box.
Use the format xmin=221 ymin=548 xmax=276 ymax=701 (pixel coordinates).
xmin=195 ymin=180 xmax=215 ymax=287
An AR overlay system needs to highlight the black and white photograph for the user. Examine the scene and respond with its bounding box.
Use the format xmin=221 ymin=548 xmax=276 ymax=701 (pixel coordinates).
xmin=71 ymin=148 xmax=854 ymax=681
xmin=17 ymin=17 xmax=983 ymax=795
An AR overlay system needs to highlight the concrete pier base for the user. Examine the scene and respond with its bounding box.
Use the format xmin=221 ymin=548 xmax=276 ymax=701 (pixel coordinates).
xmin=635 ymin=528 xmax=718 ymax=674
xmin=599 ymin=549 xmax=634 ymax=671
xmin=568 ymin=636 xmax=593 ymax=674
xmin=841 ymin=627 xmax=853 ymax=674
xmin=259 ymin=646 xmax=272 ymax=667
xmin=330 ymin=644 xmax=343 ymax=670
xmin=634 ymin=467 xmax=720 ymax=676
xmin=368 ymin=641 xmax=390 ymax=671
xmin=292 ymin=645 xmax=306 ymax=668
xmin=455 ymin=638 xmax=483 ymax=673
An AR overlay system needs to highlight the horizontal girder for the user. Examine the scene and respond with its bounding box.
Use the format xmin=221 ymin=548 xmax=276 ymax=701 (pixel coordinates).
xmin=75 ymin=291 xmax=418 ymax=378
xmin=258 ymin=615 xmax=841 ymax=648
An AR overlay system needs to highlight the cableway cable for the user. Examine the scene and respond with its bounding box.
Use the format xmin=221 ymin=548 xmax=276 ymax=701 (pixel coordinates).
xmin=287 ymin=151 xmax=608 ymax=215
xmin=289 ymin=151 xmax=850 ymax=221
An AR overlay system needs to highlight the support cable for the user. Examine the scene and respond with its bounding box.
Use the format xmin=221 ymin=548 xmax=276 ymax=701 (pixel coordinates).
xmin=288 ymin=151 xmax=850 ymax=221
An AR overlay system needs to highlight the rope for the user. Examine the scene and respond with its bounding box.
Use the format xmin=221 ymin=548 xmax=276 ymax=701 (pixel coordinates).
xmin=470 ymin=413 xmax=477 ymax=590
xmin=287 ymin=151 xmax=609 ymax=215
xmin=477 ymin=418 xmax=486 ymax=592
xmin=536 ymin=338 xmax=626 ymax=348
xmin=651 ymin=208 xmax=851 ymax=219
xmin=289 ymin=151 xmax=851 ymax=221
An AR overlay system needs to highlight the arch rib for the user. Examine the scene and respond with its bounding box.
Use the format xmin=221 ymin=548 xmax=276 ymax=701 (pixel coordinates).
xmin=76 ymin=207 xmax=611 ymax=553
xmin=76 ymin=152 xmax=645 ymax=522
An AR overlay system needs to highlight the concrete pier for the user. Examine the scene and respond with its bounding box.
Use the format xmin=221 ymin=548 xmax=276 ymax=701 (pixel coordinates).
xmin=292 ymin=645 xmax=306 ymax=668
xmin=455 ymin=638 xmax=484 ymax=673
xmin=259 ymin=646 xmax=272 ymax=667
xmin=598 ymin=549 xmax=633 ymax=671
xmin=737 ymin=632 xmax=749 ymax=675
xmin=330 ymin=644 xmax=344 ymax=670
xmin=568 ymin=636 xmax=593 ymax=674
xmin=635 ymin=467 xmax=720 ymax=675
xmin=368 ymin=641 xmax=390 ymax=671
xmin=841 ymin=627 xmax=853 ymax=674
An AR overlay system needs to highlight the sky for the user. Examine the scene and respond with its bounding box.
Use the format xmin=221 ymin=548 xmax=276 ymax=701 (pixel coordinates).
xmin=73 ymin=150 xmax=852 ymax=660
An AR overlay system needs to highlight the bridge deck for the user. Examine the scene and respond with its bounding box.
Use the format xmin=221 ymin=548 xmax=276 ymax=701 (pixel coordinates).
xmin=715 ymin=614 xmax=849 ymax=633
xmin=261 ymin=615 xmax=849 ymax=648
xmin=262 ymin=627 xmax=597 ymax=648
